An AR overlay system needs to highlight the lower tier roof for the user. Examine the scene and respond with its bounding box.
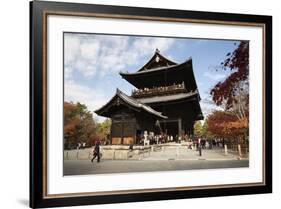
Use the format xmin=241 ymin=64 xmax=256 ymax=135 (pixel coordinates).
xmin=135 ymin=90 xmax=199 ymax=104
xmin=95 ymin=89 xmax=168 ymax=119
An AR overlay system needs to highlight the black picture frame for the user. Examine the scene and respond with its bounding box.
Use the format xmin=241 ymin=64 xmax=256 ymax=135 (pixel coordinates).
xmin=30 ymin=0 xmax=272 ymax=208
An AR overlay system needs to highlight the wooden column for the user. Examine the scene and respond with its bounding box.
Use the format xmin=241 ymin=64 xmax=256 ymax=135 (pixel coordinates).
xmin=110 ymin=120 xmax=113 ymax=144
xmin=121 ymin=113 xmax=124 ymax=144
xmin=178 ymin=118 xmax=182 ymax=136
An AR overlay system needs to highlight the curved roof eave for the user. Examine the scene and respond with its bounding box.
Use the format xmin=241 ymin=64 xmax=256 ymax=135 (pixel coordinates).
xmin=119 ymin=57 xmax=192 ymax=77
xmin=94 ymin=89 xmax=168 ymax=119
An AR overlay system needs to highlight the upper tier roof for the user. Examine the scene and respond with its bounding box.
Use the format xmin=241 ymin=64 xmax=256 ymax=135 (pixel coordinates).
xmin=119 ymin=56 xmax=197 ymax=91
xmin=120 ymin=58 xmax=190 ymax=76
xmin=137 ymin=48 xmax=177 ymax=72
xmin=94 ymin=89 xmax=168 ymax=119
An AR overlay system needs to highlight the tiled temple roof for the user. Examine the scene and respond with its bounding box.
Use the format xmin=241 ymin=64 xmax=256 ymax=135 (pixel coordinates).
xmin=95 ymin=89 xmax=168 ymax=119
xmin=136 ymin=90 xmax=199 ymax=104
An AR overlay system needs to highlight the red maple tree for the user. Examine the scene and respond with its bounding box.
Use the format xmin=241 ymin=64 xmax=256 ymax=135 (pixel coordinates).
xmin=207 ymin=111 xmax=237 ymax=139
xmin=210 ymin=41 xmax=249 ymax=110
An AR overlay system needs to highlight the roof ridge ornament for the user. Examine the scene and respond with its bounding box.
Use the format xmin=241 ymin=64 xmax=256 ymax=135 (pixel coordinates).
xmin=155 ymin=55 xmax=160 ymax=63
xmin=116 ymin=88 xmax=121 ymax=94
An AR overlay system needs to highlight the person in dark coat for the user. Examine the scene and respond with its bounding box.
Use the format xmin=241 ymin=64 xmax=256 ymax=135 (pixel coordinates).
xmin=91 ymin=140 xmax=101 ymax=163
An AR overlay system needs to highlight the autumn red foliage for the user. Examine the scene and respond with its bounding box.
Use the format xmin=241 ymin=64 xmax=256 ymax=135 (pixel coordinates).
xmin=207 ymin=111 xmax=248 ymax=140
xmin=210 ymin=41 xmax=249 ymax=109
xmin=207 ymin=111 xmax=236 ymax=138
xmin=207 ymin=41 xmax=249 ymax=146
xmin=64 ymin=102 xmax=97 ymax=149
xmin=64 ymin=102 xmax=112 ymax=149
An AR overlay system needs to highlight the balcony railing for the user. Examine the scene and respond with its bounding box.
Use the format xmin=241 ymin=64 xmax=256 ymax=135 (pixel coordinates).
xmin=131 ymin=82 xmax=187 ymax=98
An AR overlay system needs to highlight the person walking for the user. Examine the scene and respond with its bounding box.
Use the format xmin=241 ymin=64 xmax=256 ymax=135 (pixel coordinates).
xmin=198 ymin=137 xmax=202 ymax=156
xmin=91 ymin=140 xmax=101 ymax=163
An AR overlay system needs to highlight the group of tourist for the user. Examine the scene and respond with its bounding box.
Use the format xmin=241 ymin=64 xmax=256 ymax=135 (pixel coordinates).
xmin=89 ymin=136 xmax=226 ymax=163
xmin=187 ymin=137 xmax=226 ymax=150
xmin=76 ymin=142 xmax=86 ymax=149
xmin=136 ymin=133 xmax=225 ymax=150
xmin=138 ymin=133 xmax=187 ymax=145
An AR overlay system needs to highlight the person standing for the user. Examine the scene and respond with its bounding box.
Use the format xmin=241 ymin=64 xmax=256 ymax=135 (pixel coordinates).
xmin=91 ymin=140 xmax=101 ymax=163
xmin=198 ymin=137 xmax=202 ymax=156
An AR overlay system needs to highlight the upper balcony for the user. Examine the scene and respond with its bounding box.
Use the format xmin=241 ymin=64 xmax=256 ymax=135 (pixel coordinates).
xmin=131 ymin=82 xmax=188 ymax=98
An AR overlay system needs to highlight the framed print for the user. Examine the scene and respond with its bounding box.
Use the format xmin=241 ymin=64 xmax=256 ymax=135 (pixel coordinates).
xmin=30 ymin=0 xmax=272 ymax=208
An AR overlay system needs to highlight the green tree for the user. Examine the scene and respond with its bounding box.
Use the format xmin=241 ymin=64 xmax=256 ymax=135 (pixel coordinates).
xmin=201 ymin=119 xmax=213 ymax=139
xmin=96 ymin=119 xmax=112 ymax=140
xmin=193 ymin=121 xmax=203 ymax=137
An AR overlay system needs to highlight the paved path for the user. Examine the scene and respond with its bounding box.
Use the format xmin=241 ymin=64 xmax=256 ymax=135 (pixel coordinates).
xmin=64 ymin=159 xmax=249 ymax=175
xmin=134 ymin=147 xmax=243 ymax=161
xmin=64 ymin=148 xmax=249 ymax=175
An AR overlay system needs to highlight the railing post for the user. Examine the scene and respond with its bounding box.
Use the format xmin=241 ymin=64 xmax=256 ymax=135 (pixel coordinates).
xmin=224 ymin=144 xmax=228 ymax=155
xmin=238 ymin=144 xmax=242 ymax=156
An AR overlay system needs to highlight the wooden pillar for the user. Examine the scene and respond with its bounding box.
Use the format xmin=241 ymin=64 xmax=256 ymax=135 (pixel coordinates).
xmin=121 ymin=114 xmax=124 ymax=144
xmin=110 ymin=119 xmax=113 ymax=144
xmin=178 ymin=118 xmax=182 ymax=136
xmin=133 ymin=118 xmax=137 ymax=144
xmin=190 ymin=121 xmax=194 ymax=136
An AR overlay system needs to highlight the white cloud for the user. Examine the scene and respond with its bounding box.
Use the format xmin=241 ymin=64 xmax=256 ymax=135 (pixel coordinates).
xmin=64 ymin=34 xmax=175 ymax=79
xmin=201 ymin=101 xmax=223 ymax=117
xmin=132 ymin=38 xmax=175 ymax=59
xmin=64 ymin=66 xmax=73 ymax=80
xmin=64 ymin=35 xmax=80 ymax=64
xmin=63 ymin=34 xmax=177 ymax=121
xmin=64 ymin=80 xmax=108 ymax=115
xmin=203 ymin=71 xmax=226 ymax=81
xmin=80 ymin=41 xmax=100 ymax=60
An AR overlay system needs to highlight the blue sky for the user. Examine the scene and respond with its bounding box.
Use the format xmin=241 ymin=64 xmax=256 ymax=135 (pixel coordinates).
xmin=64 ymin=33 xmax=240 ymax=121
